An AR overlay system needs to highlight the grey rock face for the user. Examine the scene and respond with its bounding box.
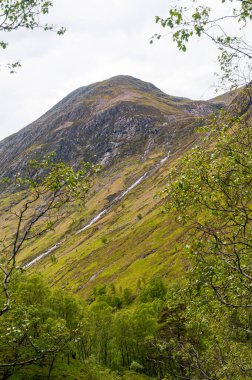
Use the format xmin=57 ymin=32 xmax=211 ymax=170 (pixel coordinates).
xmin=0 ymin=75 xmax=224 ymax=179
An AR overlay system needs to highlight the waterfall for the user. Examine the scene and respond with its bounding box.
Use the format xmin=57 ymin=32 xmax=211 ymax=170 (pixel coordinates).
xmin=24 ymin=152 xmax=170 ymax=268
xmin=76 ymin=208 xmax=108 ymax=234
xmin=23 ymin=242 xmax=62 ymax=269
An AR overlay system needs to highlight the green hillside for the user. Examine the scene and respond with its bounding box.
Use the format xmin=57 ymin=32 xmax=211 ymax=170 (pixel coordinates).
xmin=14 ymin=148 xmax=191 ymax=296
xmin=1 ymin=78 xmax=251 ymax=379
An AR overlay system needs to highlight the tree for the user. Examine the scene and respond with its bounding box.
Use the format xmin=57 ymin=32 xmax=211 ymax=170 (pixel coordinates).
xmin=0 ymin=154 xmax=98 ymax=317
xmin=162 ymin=93 xmax=252 ymax=378
xmin=0 ymin=0 xmax=65 ymax=71
xmin=165 ymin=98 xmax=252 ymax=309
xmin=152 ymin=0 xmax=252 ymax=88
xmin=140 ymin=278 xmax=167 ymax=303
xmin=0 ymin=273 xmax=84 ymax=379
xmin=155 ymin=2 xmax=252 ymax=374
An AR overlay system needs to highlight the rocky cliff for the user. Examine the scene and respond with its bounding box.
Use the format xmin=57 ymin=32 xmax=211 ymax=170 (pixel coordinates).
xmin=0 ymin=75 xmax=223 ymax=179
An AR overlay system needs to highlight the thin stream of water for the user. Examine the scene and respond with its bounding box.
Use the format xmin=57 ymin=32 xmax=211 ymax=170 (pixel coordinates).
xmin=24 ymin=153 xmax=170 ymax=268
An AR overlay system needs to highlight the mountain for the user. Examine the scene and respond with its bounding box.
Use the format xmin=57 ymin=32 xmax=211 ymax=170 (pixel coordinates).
xmin=0 ymin=75 xmax=222 ymax=179
xmin=0 ymin=75 xmax=236 ymax=296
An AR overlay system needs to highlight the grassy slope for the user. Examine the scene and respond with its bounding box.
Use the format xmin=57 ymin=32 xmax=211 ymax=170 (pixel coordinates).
xmin=0 ymin=78 xmax=206 ymax=299
xmin=3 ymin=133 xmax=194 ymax=299
xmin=0 ymin=150 xmax=189 ymax=299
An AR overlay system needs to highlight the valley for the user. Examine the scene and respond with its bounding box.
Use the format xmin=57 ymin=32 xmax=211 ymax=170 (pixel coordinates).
xmin=0 ymin=75 xmax=218 ymax=296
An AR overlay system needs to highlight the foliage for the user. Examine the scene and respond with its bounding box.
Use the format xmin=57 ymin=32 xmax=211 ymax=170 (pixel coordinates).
xmin=165 ymin=92 xmax=252 ymax=309
xmin=140 ymin=278 xmax=167 ymax=303
xmin=157 ymin=87 xmax=252 ymax=378
xmin=0 ymin=273 xmax=80 ymax=379
xmin=0 ymin=153 xmax=98 ymax=316
xmin=0 ymin=273 xmax=164 ymax=379
xmin=0 ymin=0 xmax=65 ymax=71
xmin=152 ymin=0 xmax=252 ymax=88
xmin=2 ymin=260 xmax=252 ymax=379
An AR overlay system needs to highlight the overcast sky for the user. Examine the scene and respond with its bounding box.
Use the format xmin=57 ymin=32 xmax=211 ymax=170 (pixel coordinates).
xmin=0 ymin=0 xmax=223 ymax=141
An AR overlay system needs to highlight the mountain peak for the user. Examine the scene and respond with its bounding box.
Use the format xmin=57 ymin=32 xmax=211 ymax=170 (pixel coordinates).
xmin=102 ymin=75 xmax=160 ymax=90
xmin=61 ymin=75 xmax=165 ymax=102
xmin=0 ymin=76 xmax=226 ymax=180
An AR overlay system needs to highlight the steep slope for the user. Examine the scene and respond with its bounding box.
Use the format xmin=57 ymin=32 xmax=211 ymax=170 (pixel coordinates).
xmin=0 ymin=75 xmax=221 ymax=179
xmin=0 ymin=151 xmax=189 ymax=297
xmin=0 ymin=75 xmax=231 ymax=296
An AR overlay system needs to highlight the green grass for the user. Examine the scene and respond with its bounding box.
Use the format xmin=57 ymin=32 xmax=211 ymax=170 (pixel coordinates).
xmin=0 ymin=138 xmax=197 ymax=299
xmin=22 ymin=156 xmax=185 ymax=295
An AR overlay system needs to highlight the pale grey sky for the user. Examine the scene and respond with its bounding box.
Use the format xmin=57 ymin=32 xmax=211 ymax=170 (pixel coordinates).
xmin=0 ymin=0 xmax=222 ymax=141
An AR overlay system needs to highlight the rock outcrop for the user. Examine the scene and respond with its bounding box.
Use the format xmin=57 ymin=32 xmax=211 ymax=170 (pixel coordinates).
xmin=0 ymin=75 xmax=224 ymax=179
